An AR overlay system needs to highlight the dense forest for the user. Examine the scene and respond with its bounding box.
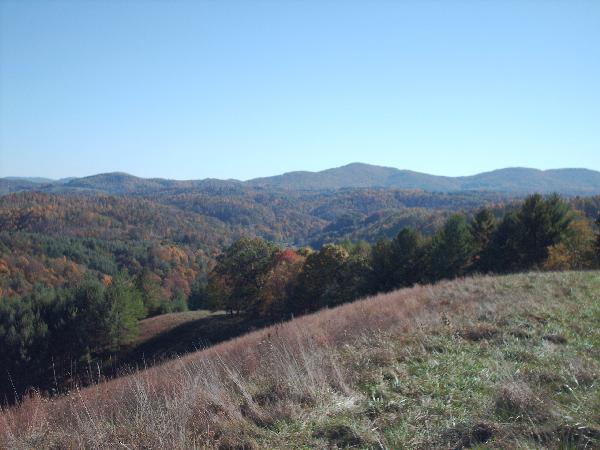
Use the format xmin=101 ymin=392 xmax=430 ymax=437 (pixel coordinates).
xmin=1 ymin=185 xmax=600 ymax=403
xmin=0 ymin=188 xmax=518 ymax=299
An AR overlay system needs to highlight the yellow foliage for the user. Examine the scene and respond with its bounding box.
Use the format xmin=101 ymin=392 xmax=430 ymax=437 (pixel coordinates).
xmin=544 ymin=219 xmax=595 ymax=270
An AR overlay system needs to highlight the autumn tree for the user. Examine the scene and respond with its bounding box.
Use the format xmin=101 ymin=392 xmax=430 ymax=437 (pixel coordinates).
xmin=544 ymin=218 xmax=597 ymax=270
xmin=258 ymin=249 xmax=305 ymax=317
xmin=135 ymin=268 xmax=163 ymax=316
xmin=208 ymin=237 xmax=277 ymax=315
xmin=293 ymin=244 xmax=349 ymax=313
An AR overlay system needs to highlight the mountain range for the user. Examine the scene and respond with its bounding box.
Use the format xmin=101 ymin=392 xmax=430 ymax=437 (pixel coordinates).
xmin=2 ymin=163 xmax=600 ymax=195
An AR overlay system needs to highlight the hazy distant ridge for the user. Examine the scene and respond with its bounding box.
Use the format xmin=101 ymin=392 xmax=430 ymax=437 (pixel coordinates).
xmin=247 ymin=163 xmax=600 ymax=193
xmin=3 ymin=163 xmax=600 ymax=195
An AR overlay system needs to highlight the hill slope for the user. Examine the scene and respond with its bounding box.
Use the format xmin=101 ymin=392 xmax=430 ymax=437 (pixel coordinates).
xmin=2 ymin=271 xmax=599 ymax=449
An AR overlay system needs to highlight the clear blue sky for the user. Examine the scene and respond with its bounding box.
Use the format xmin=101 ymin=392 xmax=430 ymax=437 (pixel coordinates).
xmin=1 ymin=1 xmax=599 ymax=180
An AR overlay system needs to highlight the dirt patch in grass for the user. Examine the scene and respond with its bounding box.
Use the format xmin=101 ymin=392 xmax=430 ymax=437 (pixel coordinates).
xmin=314 ymin=423 xmax=367 ymax=448
xmin=543 ymin=333 xmax=568 ymax=344
xmin=508 ymin=328 xmax=533 ymax=339
xmin=536 ymin=423 xmax=600 ymax=448
xmin=438 ymin=421 xmax=497 ymax=449
xmin=459 ymin=324 xmax=500 ymax=341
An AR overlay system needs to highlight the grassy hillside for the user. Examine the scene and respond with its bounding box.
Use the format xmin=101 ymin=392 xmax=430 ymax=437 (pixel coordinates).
xmin=113 ymin=310 xmax=273 ymax=374
xmin=1 ymin=271 xmax=598 ymax=449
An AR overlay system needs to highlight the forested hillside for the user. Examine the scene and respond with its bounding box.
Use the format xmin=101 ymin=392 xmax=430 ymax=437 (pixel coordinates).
xmin=0 ymin=188 xmax=518 ymax=299
xmin=1 ymin=187 xmax=599 ymax=403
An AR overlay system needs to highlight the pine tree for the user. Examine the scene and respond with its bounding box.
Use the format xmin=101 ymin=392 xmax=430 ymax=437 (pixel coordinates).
xmin=390 ymin=227 xmax=427 ymax=288
xmin=105 ymin=275 xmax=145 ymax=347
xmin=481 ymin=194 xmax=573 ymax=272
xmin=430 ymin=215 xmax=475 ymax=280
xmin=480 ymin=211 xmax=524 ymax=273
xmin=517 ymin=193 xmax=572 ymax=267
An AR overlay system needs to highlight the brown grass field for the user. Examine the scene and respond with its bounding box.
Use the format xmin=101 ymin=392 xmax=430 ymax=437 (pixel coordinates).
xmin=134 ymin=311 xmax=221 ymax=345
xmin=1 ymin=271 xmax=599 ymax=449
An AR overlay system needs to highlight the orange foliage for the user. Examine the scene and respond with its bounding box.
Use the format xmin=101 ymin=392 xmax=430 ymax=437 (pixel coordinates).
xmin=100 ymin=274 xmax=113 ymax=286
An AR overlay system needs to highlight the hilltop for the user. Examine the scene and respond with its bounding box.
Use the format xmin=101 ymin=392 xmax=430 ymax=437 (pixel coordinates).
xmin=2 ymin=271 xmax=599 ymax=449
xmin=3 ymin=163 xmax=600 ymax=195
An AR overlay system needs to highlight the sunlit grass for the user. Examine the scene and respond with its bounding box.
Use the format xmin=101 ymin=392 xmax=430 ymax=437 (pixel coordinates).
xmin=1 ymin=271 xmax=598 ymax=449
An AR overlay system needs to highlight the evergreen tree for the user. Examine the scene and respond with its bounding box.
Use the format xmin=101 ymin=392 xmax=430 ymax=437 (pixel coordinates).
xmin=0 ymin=288 xmax=52 ymax=401
xmin=105 ymin=275 xmax=145 ymax=348
xmin=390 ymin=228 xmax=428 ymax=288
xmin=469 ymin=208 xmax=496 ymax=266
xmin=430 ymin=215 xmax=475 ymax=280
xmin=517 ymin=193 xmax=572 ymax=267
xmin=70 ymin=278 xmax=111 ymax=356
xmin=479 ymin=211 xmax=523 ymax=273
xmin=170 ymin=289 xmax=189 ymax=313
xmin=188 ymin=278 xmax=210 ymax=310
xmin=481 ymin=194 xmax=573 ymax=272
xmin=371 ymin=238 xmax=396 ymax=292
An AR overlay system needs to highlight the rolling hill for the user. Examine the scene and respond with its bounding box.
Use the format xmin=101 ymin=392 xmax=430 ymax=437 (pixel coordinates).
xmin=2 ymin=271 xmax=598 ymax=449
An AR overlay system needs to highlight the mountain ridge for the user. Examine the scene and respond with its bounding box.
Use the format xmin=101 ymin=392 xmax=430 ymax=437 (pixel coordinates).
xmin=2 ymin=163 xmax=600 ymax=195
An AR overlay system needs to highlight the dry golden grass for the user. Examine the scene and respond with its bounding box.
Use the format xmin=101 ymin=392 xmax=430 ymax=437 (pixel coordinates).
xmin=1 ymin=271 xmax=598 ymax=449
xmin=133 ymin=310 xmax=220 ymax=346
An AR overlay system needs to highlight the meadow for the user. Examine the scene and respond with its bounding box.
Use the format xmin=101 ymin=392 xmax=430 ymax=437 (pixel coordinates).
xmin=2 ymin=271 xmax=598 ymax=449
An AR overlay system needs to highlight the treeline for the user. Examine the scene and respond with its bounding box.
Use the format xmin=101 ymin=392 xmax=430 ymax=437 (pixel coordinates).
xmin=193 ymin=194 xmax=600 ymax=317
